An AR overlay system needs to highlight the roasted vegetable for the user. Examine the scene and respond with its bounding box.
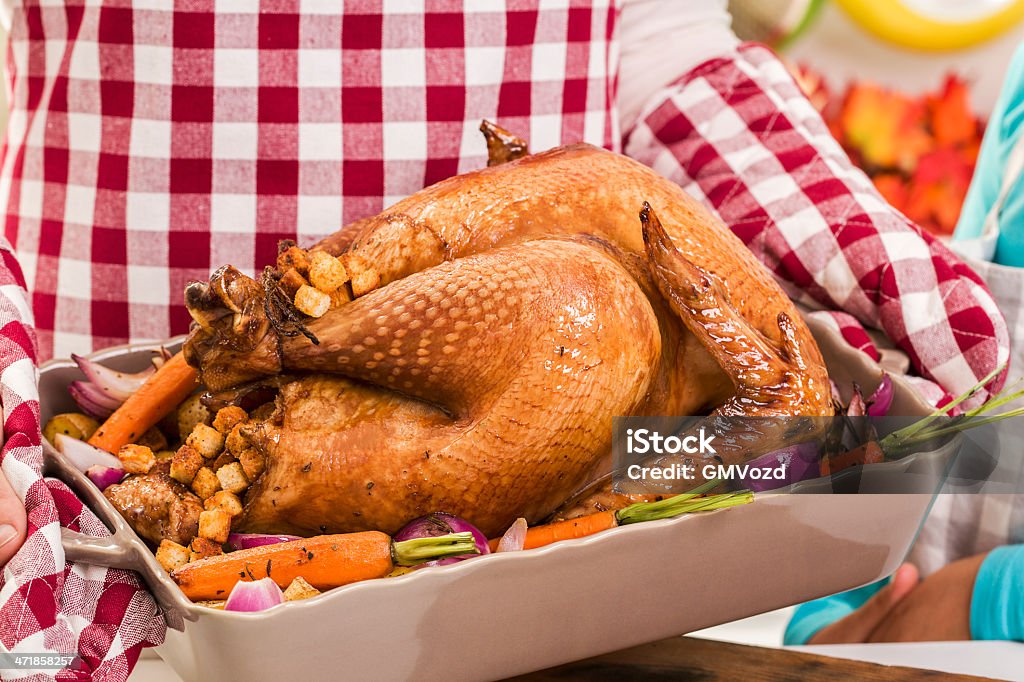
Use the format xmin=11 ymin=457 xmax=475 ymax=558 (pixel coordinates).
xmin=172 ymin=531 xmax=478 ymax=600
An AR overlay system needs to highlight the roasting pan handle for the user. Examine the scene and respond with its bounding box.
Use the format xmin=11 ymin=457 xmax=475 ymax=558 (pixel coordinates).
xmin=42 ymin=442 xmax=194 ymax=629
xmin=60 ymin=528 xmax=137 ymax=569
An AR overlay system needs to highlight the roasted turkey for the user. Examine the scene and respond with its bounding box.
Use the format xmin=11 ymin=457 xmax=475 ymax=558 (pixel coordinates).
xmin=180 ymin=124 xmax=833 ymax=537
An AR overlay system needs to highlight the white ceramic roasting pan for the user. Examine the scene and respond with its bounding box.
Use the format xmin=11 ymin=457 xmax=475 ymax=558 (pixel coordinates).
xmin=39 ymin=317 xmax=939 ymax=681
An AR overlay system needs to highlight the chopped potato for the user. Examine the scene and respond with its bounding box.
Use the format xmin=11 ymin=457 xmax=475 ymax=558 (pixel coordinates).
xmin=198 ymin=509 xmax=232 ymax=543
xmin=43 ymin=413 xmax=100 ymax=444
xmin=212 ymin=406 xmax=247 ymax=434
xmin=137 ymin=426 xmax=168 ymax=452
xmin=294 ymin=284 xmax=330 ymax=318
xmin=238 ymin=447 xmax=266 ymax=482
xmin=283 ymin=576 xmax=321 ymax=601
xmin=186 ymin=423 xmax=225 ymax=459
xmin=154 ymin=449 xmax=176 ymax=463
xmin=204 ymin=490 xmax=243 ymax=518
xmin=216 ymin=462 xmax=249 ymax=495
xmin=156 ymin=539 xmax=190 ymax=573
xmin=386 ymin=566 xmax=415 ymax=578
xmin=170 ymin=445 xmax=204 ymax=485
xmin=118 ymin=444 xmax=156 ymax=475
xmin=196 ymin=600 xmax=226 ymax=610
xmin=191 ymin=466 xmax=221 ymax=500
xmin=189 ymin=536 xmax=225 ymax=561
xmin=308 ymin=250 xmax=349 ymax=293
xmin=177 ymin=394 xmax=212 ymax=443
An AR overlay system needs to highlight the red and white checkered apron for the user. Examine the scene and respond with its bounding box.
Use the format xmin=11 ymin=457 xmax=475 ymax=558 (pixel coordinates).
xmin=0 ymin=0 xmax=1010 ymax=677
xmin=1 ymin=0 xmax=619 ymax=361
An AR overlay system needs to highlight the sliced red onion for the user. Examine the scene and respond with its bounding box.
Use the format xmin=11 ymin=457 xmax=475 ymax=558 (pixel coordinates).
xmin=829 ymin=380 xmax=843 ymax=405
xmin=86 ymin=465 xmax=125 ymax=491
xmin=866 ymin=375 xmax=894 ymax=417
xmin=73 ymin=354 xmax=155 ymax=402
xmin=496 ymin=518 xmax=527 ymax=552
xmin=69 ymin=381 xmax=120 ymax=419
xmin=847 ymin=384 xmax=867 ymax=417
xmin=740 ymin=441 xmax=820 ymax=492
xmin=151 ymin=347 xmax=173 ymax=370
xmin=224 ymin=577 xmax=284 ymax=612
xmin=226 ymin=533 xmax=301 ymax=552
xmin=54 ymin=433 xmax=123 ymax=473
xmin=393 ymin=512 xmax=490 ymax=568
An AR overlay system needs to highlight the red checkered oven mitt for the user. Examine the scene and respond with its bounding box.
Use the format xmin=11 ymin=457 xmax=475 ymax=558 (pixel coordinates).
xmin=0 ymin=237 xmax=165 ymax=682
xmin=624 ymin=43 xmax=1010 ymax=405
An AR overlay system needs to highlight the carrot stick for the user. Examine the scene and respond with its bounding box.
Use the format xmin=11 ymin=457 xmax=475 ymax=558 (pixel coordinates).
xmin=173 ymin=531 xmax=476 ymax=601
xmin=487 ymin=512 xmax=618 ymax=552
xmin=488 ymin=483 xmax=753 ymax=552
xmin=88 ymin=352 xmax=198 ymax=453
xmin=820 ymin=441 xmax=885 ymax=476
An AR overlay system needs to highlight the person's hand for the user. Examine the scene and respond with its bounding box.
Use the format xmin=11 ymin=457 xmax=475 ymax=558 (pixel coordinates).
xmin=867 ymin=554 xmax=985 ymax=642
xmin=0 ymin=468 xmax=27 ymax=565
xmin=808 ymin=563 xmax=920 ymax=644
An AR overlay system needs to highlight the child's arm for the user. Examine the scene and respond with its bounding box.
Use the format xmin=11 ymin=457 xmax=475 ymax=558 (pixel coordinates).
xmin=971 ymin=544 xmax=1024 ymax=640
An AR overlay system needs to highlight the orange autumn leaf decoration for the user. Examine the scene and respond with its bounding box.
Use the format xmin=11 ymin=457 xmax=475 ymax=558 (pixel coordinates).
xmin=789 ymin=66 xmax=985 ymax=236
xmin=930 ymin=75 xmax=978 ymax=148
xmin=838 ymin=84 xmax=931 ymax=173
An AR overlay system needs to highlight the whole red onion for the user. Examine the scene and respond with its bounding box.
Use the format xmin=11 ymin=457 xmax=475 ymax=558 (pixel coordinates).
xmin=393 ymin=512 xmax=490 ymax=567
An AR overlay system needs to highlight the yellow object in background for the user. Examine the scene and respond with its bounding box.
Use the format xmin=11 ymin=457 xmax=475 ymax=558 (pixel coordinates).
xmin=837 ymin=0 xmax=1024 ymax=51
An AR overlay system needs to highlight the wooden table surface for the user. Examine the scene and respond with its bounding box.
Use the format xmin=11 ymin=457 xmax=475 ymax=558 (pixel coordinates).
xmin=514 ymin=637 xmax=994 ymax=681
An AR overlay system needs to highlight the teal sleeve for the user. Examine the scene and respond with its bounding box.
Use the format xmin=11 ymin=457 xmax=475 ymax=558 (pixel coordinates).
xmin=971 ymin=545 xmax=1024 ymax=640
xmin=783 ymin=579 xmax=888 ymax=645
xmin=955 ymin=44 xmax=1024 ymax=266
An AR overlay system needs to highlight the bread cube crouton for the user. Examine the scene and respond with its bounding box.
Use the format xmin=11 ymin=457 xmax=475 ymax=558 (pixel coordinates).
xmin=155 ymin=539 xmax=190 ymax=573
xmin=225 ymin=423 xmax=250 ymax=457
xmin=117 ymin=444 xmax=156 ymax=475
xmin=189 ymin=535 xmax=225 ymax=561
xmin=216 ymin=462 xmax=250 ymax=495
xmin=170 ymin=445 xmax=204 ymax=485
xmin=294 ymin=284 xmax=330 ymax=318
xmin=329 ymin=286 xmax=353 ymax=308
xmin=186 ymin=423 xmax=225 ymax=459
xmin=204 ymin=490 xmax=243 ymax=518
xmin=283 ymin=576 xmax=321 ymax=601
xmin=210 ymin=451 xmax=237 ymax=472
xmin=349 ymin=267 xmax=380 ymax=298
xmin=213 ymin=406 xmax=248 ymax=434
xmin=308 ymin=250 xmax=349 ymax=293
xmin=198 ymin=509 xmax=232 ymax=544
xmin=238 ymin=448 xmax=266 ymax=482
xmin=342 ymin=252 xmax=381 ymax=297
xmin=136 ymin=426 xmax=168 ymax=452
xmin=191 ymin=466 xmax=221 ymax=500
xmin=278 ymin=267 xmax=310 ymax=298
xmin=276 ymin=242 xmax=310 ymax=276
